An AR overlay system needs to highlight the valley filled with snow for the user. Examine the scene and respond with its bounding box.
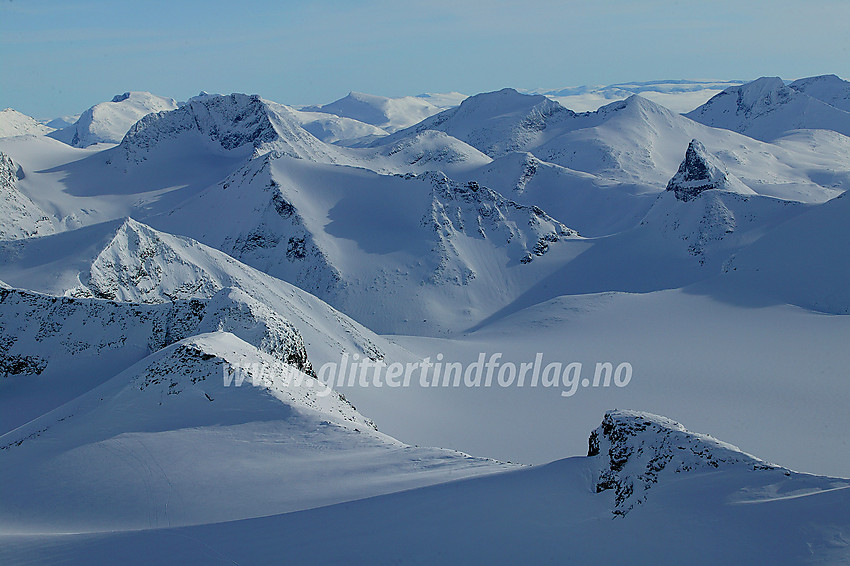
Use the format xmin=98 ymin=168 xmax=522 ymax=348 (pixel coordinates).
xmin=1 ymin=75 xmax=849 ymax=564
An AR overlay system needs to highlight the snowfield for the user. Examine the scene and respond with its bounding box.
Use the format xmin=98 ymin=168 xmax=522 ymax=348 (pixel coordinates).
xmin=1 ymin=75 xmax=849 ymax=564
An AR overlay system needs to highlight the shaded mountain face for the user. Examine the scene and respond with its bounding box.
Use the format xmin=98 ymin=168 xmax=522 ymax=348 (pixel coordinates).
xmin=717 ymin=191 xmax=850 ymax=315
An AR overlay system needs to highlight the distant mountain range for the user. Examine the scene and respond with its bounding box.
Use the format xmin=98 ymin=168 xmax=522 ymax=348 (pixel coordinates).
xmin=2 ymin=74 xmax=850 ymax=564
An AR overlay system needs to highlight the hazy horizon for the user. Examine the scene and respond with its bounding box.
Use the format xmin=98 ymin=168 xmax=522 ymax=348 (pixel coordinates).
xmin=2 ymin=0 xmax=848 ymax=118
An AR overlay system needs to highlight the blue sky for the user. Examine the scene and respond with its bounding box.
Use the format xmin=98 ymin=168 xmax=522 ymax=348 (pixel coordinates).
xmin=2 ymin=0 xmax=849 ymax=118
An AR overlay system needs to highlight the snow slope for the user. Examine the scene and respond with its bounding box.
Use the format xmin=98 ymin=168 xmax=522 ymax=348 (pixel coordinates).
xmin=686 ymin=77 xmax=850 ymax=141
xmin=790 ymin=74 xmax=850 ymax=112
xmin=49 ymin=92 xmax=178 ymax=147
xmin=712 ymin=191 xmax=850 ymax=314
xmin=288 ymin=107 xmax=388 ymax=144
xmin=0 ymin=152 xmax=55 ymax=240
xmin=154 ymin=154 xmax=579 ymax=334
xmin=0 ymin=219 xmax=398 ymax=373
xmin=0 ymin=109 xmax=53 ymax=138
xmin=2 ymin=411 xmax=847 ymax=565
xmin=0 ymin=330 xmax=509 ymax=533
xmin=0 ymin=283 xmax=313 ymax=432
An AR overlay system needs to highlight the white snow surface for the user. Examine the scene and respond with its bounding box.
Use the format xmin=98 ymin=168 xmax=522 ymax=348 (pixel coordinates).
xmin=790 ymin=74 xmax=850 ymax=112
xmin=0 ymin=109 xmax=54 ymax=138
xmin=1 ymin=409 xmax=848 ymax=564
xmin=49 ymin=91 xmax=179 ymax=148
xmin=0 ymin=77 xmax=849 ymax=564
xmin=529 ymin=79 xmax=746 ymax=113
xmin=686 ymin=76 xmax=850 ymax=141
xmin=302 ymin=91 xmax=447 ymax=132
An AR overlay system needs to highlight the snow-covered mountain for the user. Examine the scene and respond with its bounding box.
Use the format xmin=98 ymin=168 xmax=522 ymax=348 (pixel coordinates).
xmin=1 ymin=77 xmax=850 ymax=564
xmin=664 ymin=139 xmax=754 ymax=202
xmin=382 ymin=88 xmax=850 ymax=202
xmin=0 ymin=283 xmax=310 ymax=432
xmin=790 ymin=73 xmax=850 ymax=112
xmin=377 ymin=88 xmax=576 ymax=158
xmin=589 ymin=410 xmax=781 ymax=515
xmin=154 ymin=153 xmax=578 ymax=333
xmin=0 ymin=326 xmax=510 ymax=532
xmin=0 ymin=152 xmax=55 ymax=240
xmin=0 ymin=218 xmax=397 ymax=371
xmin=117 ymin=93 xmax=345 ymax=163
xmin=637 ymin=140 xmax=798 ymax=265
xmin=529 ymin=79 xmax=745 ymax=113
xmin=715 ymin=191 xmax=850 ymax=314
xmin=302 ymin=91 xmax=446 ymax=132
xmin=686 ymin=76 xmax=850 ymax=141
xmin=49 ymin=91 xmax=178 ymax=147
xmin=0 ymin=109 xmax=54 ymax=138
xmin=288 ymin=107 xmax=389 ymax=144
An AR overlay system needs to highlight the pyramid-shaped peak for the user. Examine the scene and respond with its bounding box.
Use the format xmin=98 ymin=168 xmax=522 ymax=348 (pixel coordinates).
xmin=665 ymin=139 xmax=752 ymax=201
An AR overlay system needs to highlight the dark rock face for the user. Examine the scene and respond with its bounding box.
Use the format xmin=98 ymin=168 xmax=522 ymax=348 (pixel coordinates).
xmin=589 ymin=410 xmax=780 ymax=516
xmin=666 ymin=140 xmax=727 ymax=202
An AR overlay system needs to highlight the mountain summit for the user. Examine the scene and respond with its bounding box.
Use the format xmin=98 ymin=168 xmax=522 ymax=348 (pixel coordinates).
xmin=686 ymin=77 xmax=850 ymax=140
xmin=665 ymin=139 xmax=752 ymax=201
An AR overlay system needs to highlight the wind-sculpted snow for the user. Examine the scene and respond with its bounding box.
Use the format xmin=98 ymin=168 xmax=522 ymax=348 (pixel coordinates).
xmin=588 ymin=410 xmax=779 ymax=515
xmin=0 ymin=329 xmax=512 ymax=532
xmin=49 ymin=92 xmax=178 ymax=148
xmin=0 ymin=152 xmax=55 ymax=240
xmin=686 ymin=77 xmax=850 ymax=141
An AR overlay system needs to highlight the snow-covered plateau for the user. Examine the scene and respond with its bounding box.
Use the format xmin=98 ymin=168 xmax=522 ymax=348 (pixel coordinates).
xmin=1 ymin=75 xmax=849 ymax=564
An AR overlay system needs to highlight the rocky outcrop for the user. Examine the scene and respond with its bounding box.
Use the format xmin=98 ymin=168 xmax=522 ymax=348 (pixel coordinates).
xmin=422 ymin=172 xmax=579 ymax=272
xmin=665 ymin=140 xmax=751 ymax=202
xmin=589 ymin=410 xmax=780 ymax=515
